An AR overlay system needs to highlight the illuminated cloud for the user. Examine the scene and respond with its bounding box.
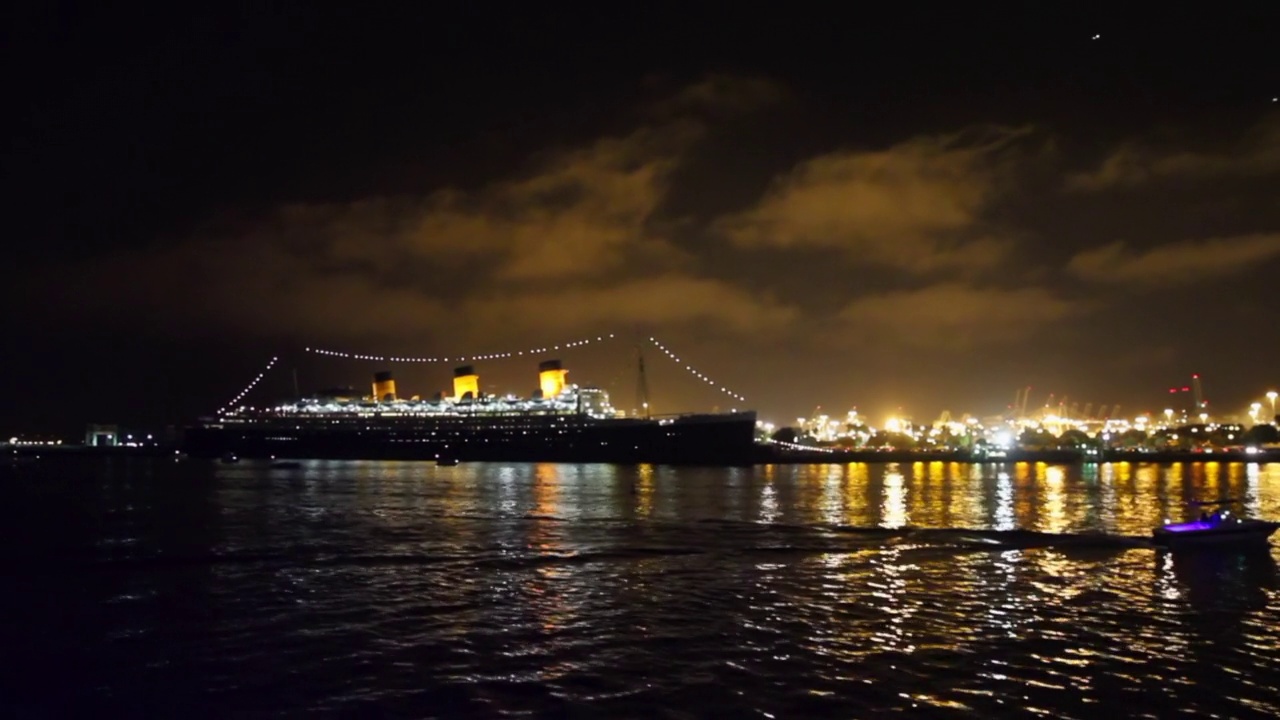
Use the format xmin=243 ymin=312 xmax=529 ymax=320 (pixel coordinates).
xmin=1066 ymin=234 xmax=1280 ymax=287
xmin=1066 ymin=116 xmax=1280 ymax=191
xmin=835 ymin=283 xmax=1081 ymax=348
xmin=717 ymin=126 xmax=1034 ymax=272
xmin=487 ymin=128 xmax=694 ymax=280
xmin=461 ymin=275 xmax=798 ymax=337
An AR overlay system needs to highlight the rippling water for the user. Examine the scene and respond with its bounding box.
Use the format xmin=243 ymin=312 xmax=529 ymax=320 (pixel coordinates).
xmin=4 ymin=459 xmax=1280 ymax=717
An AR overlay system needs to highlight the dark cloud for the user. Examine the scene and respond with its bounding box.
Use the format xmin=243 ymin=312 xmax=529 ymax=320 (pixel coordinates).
xmin=22 ymin=79 xmax=796 ymax=348
xmin=835 ymin=283 xmax=1084 ymax=349
xmin=1066 ymin=233 xmax=1280 ymax=287
xmin=1067 ymin=115 xmax=1280 ymax=191
xmin=649 ymin=74 xmax=787 ymax=118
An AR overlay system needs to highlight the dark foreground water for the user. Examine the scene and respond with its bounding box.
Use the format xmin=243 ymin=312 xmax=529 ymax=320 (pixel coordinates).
xmin=4 ymin=459 xmax=1280 ymax=718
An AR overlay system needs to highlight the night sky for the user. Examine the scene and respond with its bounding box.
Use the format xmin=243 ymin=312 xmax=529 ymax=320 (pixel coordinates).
xmin=5 ymin=4 xmax=1279 ymax=435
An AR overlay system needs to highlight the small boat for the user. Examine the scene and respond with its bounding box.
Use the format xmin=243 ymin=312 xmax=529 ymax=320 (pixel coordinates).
xmin=269 ymin=460 xmax=302 ymax=469
xmin=220 ymin=452 xmax=240 ymax=464
xmin=435 ymin=456 xmax=460 ymax=466
xmin=1153 ymin=502 xmax=1279 ymax=550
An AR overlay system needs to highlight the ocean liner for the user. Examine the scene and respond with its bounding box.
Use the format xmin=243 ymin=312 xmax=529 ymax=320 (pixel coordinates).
xmin=183 ymin=360 xmax=758 ymax=464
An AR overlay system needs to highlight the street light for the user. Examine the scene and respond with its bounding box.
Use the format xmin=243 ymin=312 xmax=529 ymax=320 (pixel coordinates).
xmin=1250 ymin=402 xmax=1262 ymax=425
xmin=1268 ymin=391 xmax=1278 ymax=423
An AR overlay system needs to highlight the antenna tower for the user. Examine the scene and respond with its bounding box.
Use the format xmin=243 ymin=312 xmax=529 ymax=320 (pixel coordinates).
xmin=636 ymin=345 xmax=651 ymax=419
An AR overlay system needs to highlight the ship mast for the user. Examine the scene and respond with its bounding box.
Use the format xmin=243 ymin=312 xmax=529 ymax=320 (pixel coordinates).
xmin=636 ymin=344 xmax=651 ymax=419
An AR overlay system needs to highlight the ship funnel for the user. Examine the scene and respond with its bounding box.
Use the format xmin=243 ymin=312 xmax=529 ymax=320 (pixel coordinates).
xmin=538 ymin=359 xmax=568 ymax=398
xmin=372 ymin=371 xmax=397 ymax=402
xmin=453 ymin=365 xmax=479 ymax=401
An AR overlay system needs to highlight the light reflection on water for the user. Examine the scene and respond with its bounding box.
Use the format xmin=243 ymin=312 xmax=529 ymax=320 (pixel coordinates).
xmin=881 ymin=465 xmax=907 ymax=528
xmin=5 ymin=459 xmax=1280 ymax=717
xmin=995 ymin=470 xmax=1014 ymax=530
xmin=1040 ymin=465 xmax=1068 ymax=534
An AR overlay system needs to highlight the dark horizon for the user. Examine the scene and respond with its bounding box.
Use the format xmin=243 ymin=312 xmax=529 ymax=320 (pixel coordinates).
xmin=5 ymin=5 xmax=1280 ymax=436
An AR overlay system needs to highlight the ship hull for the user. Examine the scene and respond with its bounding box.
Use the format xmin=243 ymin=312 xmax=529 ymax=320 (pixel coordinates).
xmin=183 ymin=412 xmax=758 ymax=466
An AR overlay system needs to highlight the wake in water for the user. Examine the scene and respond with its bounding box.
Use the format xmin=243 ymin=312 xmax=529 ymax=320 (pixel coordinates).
xmin=694 ymin=517 xmax=1153 ymax=552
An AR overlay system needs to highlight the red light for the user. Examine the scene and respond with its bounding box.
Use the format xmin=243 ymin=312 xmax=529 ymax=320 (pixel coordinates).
xmin=1192 ymin=374 xmax=1200 ymax=379
xmin=1182 ymin=387 xmax=1191 ymax=392
xmin=1169 ymin=388 xmax=1177 ymax=393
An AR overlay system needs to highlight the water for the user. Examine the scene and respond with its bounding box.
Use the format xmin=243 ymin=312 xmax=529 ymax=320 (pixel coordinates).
xmin=4 ymin=459 xmax=1280 ymax=718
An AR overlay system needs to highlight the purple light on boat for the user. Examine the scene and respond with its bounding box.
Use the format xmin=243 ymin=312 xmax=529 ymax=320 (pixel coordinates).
xmin=1161 ymin=521 xmax=1215 ymax=533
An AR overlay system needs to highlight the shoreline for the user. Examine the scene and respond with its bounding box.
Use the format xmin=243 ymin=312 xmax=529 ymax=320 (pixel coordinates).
xmin=7 ymin=443 xmax=1279 ymax=466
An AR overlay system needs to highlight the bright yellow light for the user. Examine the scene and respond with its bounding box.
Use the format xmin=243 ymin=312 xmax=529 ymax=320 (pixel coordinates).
xmin=453 ymin=372 xmax=479 ymax=401
xmin=372 ymin=376 xmax=396 ymax=402
xmin=539 ymin=367 xmax=568 ymax=398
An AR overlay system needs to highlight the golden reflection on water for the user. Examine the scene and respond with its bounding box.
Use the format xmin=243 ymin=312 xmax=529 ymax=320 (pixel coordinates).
xmin=1198 ymin=461 xmax=1221 ymax=498
xmin=959 ymin=463 xmax=985 ymax=527
xmin=256 ymin=459 xmax=1280 ymax=544
xmin=845 ymin=463 xmax=869 ymax=524
xmin=634 ymin=463 xmax=655 ymax=519
xmin=818 ymin=464 xmax=843 ymax=526
xmin=206 ymin=457 xmax=1280 ymax=703
xmin=881 ymin=465 xmax=908 ymax=529
xmin=906 ymin=463 xmax=926 ymax=525
xmin=1114 ymin=461 xmax=1131 ymax=483
xmin=1098 ymin=463 xmax=1117 ymax=527
xmin=1245 ymin=464 xmax=1261 ymax=517
xmin=729 ymin=461 xmax=1280 ymax=540
xmin=1039 ymin=465 xmax=1068 ymax=534
xmin=929 ymin=461 xmax=946 ymax=483
xmin=1227 ymin=461 xmax=1245 ymax=484
xmin=1262 ymin=464 xmax=1280 ymax=518
xmin=1011 ymin=463 xmax=1036 ymax=530
xmin=262 ymin=458 xmax=1280 ymax=549
xmin=526 ymin=466 xmax=564 ymax=571
xmin=1159 ymin=463 xmax=1182 ymax=498
xmin=531 ymin=463 xmax=560 ymax=519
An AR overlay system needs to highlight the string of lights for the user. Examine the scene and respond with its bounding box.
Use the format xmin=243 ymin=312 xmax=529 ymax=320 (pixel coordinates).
xmin=647 ymin=337 xmax=747 ymax=403
xmin=305 ymin=334 xmax=617 ymax=364
xmin=218 ymin=356 xmax=279 ymax=415
xmin=769 ymin=438 xmax=837 ymax=453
